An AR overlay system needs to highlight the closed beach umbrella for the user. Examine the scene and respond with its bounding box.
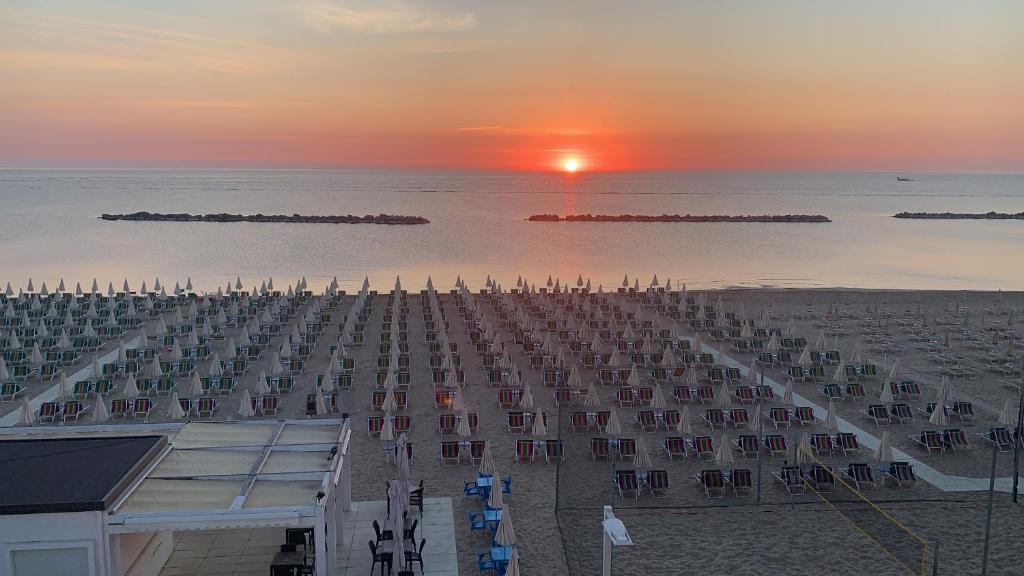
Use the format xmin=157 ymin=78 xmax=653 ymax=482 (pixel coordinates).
xmin=518 ymin=384 xmax=535 ymax=409
xmin=797 ymin=345 xmax=811 ymax=367
xmin=315 ymin=389 xmax=328 ymax=415
xmin=124 ymin=374 xmax=140 ymax=399
xmin=998 ymin=398 xmax=1015 ymax=427
xmin=716 ymin=382 xmax=731 ymax=406
xmin=783 ymin=379 xmax=795 ymax=405
xmin=934 ymin=376 xmax=951 ymax=405
xmin=479 ymin=441 xmax=496 ymax=476
xmin=255 ymin=370 xmax=271 ymax=395
xmin=714 ymin=435 xmax=734 ymax=466
xmin=494 ymin=508 xmax=516 ymax=547
xmin=929 ymin=401 xmax=948 ymax=426
xmin=796 ymin=432 xmax=813 ymax=465
xmin=167 ymin=392 xmax=186 ymax=419
xmin=189 ymin=373 xmax=204 ymax=396
xmin=381 ymin=388 xmax=397 ymax=412
xmin=605 ymin=407 xmax=622 ymax=437
xmin=458 ymin=410 xmax=473 ymax=438
xmin=676 ymin=405 xmax=693 ymax=434
xmin=825 ymin=400 xmax=838 ymax=433
xmin=583 ymin=382 xmax=602 ymax=408
xmin=833 ymin=362 xmax=846 ymax=383
xmin=238 ymin=389 xmax=255 ymax=418
xmin=874 ymin=431 xmax=893 ymax=463
xmin=18 ymin=397 xmax=34 ymax=426
xmin=505 ymin=548 xmax=521 ymax=576
xmin=531 ymin=408 xmax=547 ymax=436
xmin=750 ymin=407 xmax=763 ymax=433
xmin=651 ymin=383 xmax=668 ymax=411
xmin=888 ymin=359 xmax=903 ymax=382
xmin=879 ymin=381 xmax=894 ymax=404
xmin=380 ymin=412 xmax=396 ymax=442
xmin=488 ymin=473 xmax=504 ymax=509
xmin=58 ymin=373 xmax=73 ymax=399
xmin=92 ymin=397 xmax=109 ymax=422
xmin=635 ymin=435 xmax=653 ymax=471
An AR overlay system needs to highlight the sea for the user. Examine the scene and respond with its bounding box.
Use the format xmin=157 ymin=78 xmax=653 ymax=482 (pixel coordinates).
xmin=0 ymin=169 xmax=1022 ymax=293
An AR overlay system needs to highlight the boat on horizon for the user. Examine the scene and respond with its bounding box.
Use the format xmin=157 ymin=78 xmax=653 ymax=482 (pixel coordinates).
xmin=897 ymin=176 xmax=914 ymax=182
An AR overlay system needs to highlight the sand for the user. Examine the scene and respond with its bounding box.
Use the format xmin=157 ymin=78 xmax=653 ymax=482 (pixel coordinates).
xmin=2 ymin=285 xmax=1023 ymax=575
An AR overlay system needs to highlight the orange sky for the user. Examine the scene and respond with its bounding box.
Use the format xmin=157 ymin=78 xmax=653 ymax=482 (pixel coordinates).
xmin=1 ymin=1 xmax=1023 ymax=171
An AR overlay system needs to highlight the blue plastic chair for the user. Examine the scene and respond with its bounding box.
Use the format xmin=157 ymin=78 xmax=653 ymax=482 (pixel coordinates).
xmin=464 ymin=480 xmax=480 ymax=496
xmin=501 ymin=475 xmax=512 ymax=495
xmin=468 ymin=511 xmax=486 ymax=531
xmin=478 ymin=552 xmax=497 ymax=573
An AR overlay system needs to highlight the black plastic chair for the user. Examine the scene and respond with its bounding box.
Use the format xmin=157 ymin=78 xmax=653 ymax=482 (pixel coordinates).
xmin=368 ymin=540 xmax=393 ymax=576
xmin=373 ymin=519 xmax=394 ymax=545
xmin=403 ymin=518 xmax=419 ymax=542
xmin=409 ymin=479 xmax=424 ymax=516
xmin=405 ymin=538 xmax=426 ymax=575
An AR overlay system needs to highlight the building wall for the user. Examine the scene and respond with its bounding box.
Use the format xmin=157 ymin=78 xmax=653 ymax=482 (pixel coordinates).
xmin=118 ymin=532 xmax=172 ymax=576
xmin=0 ymin=512 xmax=106 ymax=576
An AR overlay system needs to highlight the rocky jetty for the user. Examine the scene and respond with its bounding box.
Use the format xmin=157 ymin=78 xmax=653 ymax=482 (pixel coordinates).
xmin=527 ymin=213 xmax=831 ymax=223
xmin=893 ymin=211 xmax=1024 ymax=220
xmin=100 ymin=212 xmax=430 ymax=225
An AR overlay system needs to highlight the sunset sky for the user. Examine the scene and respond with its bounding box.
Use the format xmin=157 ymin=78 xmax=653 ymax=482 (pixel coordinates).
xmin=1 ymin=0 xmax=1022 ymax=171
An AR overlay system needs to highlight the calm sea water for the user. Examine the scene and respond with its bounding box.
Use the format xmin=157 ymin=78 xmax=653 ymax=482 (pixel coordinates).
xmin=0 ymin=169 xmax=1022 ymax=292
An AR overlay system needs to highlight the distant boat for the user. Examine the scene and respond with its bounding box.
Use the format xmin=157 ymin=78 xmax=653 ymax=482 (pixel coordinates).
xmin=897 ymin=176 xmax=914 ymax=182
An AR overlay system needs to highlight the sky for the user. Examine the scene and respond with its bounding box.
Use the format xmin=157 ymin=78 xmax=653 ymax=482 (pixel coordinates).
xmin=1 ymin=0 xmax=1022 ymax=171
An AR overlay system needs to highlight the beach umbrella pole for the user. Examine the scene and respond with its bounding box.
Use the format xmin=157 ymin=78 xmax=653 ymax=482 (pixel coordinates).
xmin=981 ymin=444 xmax=998 ymax=576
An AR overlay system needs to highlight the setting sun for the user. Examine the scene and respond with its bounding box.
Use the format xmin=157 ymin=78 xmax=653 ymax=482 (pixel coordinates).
xmin=563 ymin=158 xmax=580 ymax=172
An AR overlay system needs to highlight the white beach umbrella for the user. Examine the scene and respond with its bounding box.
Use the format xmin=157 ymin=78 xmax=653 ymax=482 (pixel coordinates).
xmin=825 ymin=400 xmax=839 ymax=433
xmin=998 ymin=398 xmax=1015 ymax=427
xmin=635 ymin=435 xmax=654 ymax=471
xmin=716 ymin=382 xmax=731 ymax=407
xmin=255 ymin=370 xmax=271 ymax=395
xmin=676 ymin=405 xmax=693 ymax=434
xmin=487 ymin=473 xmax=505 ymax=509
xmin=874 ymin=431 xmax=893 ymax=463
xmin=605 ymin=407 xmax=622 ymax=437
xmin=479 ymin=441 xmax=496 ymax=476
xmin=879 ymin=381 xmax=894 ymax=404
xmin=188 ymin=373 xmax=204 ymax=396
xmin=58 ymin=372 xmax=73 ymax=399
xmin=494 ymin=508 xmax=516 ymax=546
xmin=505 ymin=549 xmax=521 ymax=576
xmin=238 ymin=389 xmax=255 ymax=418
xmin=796 ymin=432 xmax=813 ymax=466
xmin=124 ymin=374 xmax=140 ymax=399
xmin=17 ymin=397 xmax=34 ymax=426
xmin=783 ymin=379 xmax=795 ymax=405
xmin=651 ymin=382 xmax=668 ymax=411
xmin=315 ymin=389 xmax=328 ymax=415
xmin=531 ymin=408 xmax=547 ymax=436
xmin=380 ymin=412 xmax=396 ymax=442
xmin=458 ymin=410 xmax=473 ymax=438
xmin=934 ymin=376 xmax=951 ymax=405
xmin=714 ymin=434 xmax=734 ymax=466
xmin=929 ymin=401 xmax=948 ymax=426
xmin=167 ymin=392 xmax=186 ymax=419
xmin=584 ymin=382 xmax=602 ymax=408
xmin=92 ymin=397 xmax=109 ymax=422
xmin=518 ymin=384 xmax=535 ymax=409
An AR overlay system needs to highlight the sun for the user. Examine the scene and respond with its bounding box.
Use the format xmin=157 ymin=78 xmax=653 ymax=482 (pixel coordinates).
xmin=563 ymin=158 xmax=580 ymax=172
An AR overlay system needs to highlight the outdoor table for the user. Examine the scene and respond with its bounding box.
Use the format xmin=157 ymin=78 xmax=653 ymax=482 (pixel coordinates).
xmin=270 ymin=550 xmax=305 ymax=570
xmin=482 ymin=508 xmax=503 ymax=525
xmin=490 ymin=545 xmax=513 ymax=562
xmin=476 ymin=476 xmax=494 ymax=489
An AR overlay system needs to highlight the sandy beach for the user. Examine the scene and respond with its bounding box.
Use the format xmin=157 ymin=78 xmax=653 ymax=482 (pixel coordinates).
xmin=2 ymin=283 xmax=1023 ymax=575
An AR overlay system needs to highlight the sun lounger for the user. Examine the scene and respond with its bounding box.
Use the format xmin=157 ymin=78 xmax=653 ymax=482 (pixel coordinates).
xmin=696 ymin=469 xmax=726 ymax=498
xmin=590 ymin=437 xmax=610 ymax=460
xmin=545 ymin=439 xmax=564 ymax=463
xmin=663 ymin=409 xmax=680 ymax=430
xmin=439 ymin=441 xmax=460 ymax=464
xmin=515 ymin=439 xmax=536 ymax=463
xmin=507 ymin=411 xmax=526 ymax=434
xmin=728 ymin=408 xmax=750 ymax=428
xmin=767 ymin=407 xmax=791 ymax=428
xmin=804 ymin=464 xmax=836 ymax=492
xmin=764 ymin=434 xmax=787 ymax=457
xmin=728 ymin=468 xmax=752 ymax=496
xmin=664 ymin=436 xmax=688 ymax=459
xmin=834 ymin=432 xmax=860 ymax=455
xmin=260 ymin=394 xmax=279 ymax=415
xmin=941 ymin=429 xmax=969 ymax=451
xmin=672 ymin=385 xmax=692 ymax=404
xmin=61 ymin=400 xmax=85 ymax=423
xmin=703 ymin=408 xmax=726 ymax=429
xmin=950 ymin=401 xmax=975 ymax=424
xmin=885 ymin=461 xmax=916 ymax=488
xmin=862 ymin=404 xmax=891 ymax=426
xmin=695 ymin=385 xmax=715 ymax=403
xmin=843 ymin=463 xmax=877 ymax=489
xmin=821 ymin=384 xmax=844 ymax=402
xmin=811 ymin=433 xmax=834 ymax=455
xmin=981 ymin=427 xmax=1013 ymax=451
xmin=732 ymin=434 xmax=759 ymax=459
xmin=911 ymin=431 xmax=944 ymax=454
xmin=793 ymin=406 xmax=815 ymax=427
xmin=616 ymin=469 xmax=640 ymax=500
xmin=439 ymin=413 xmax=457 ymax=437
xmin=646 ymin=469 xmax=670 ymax=497
xmin=691 ymin=435 xmax=714 ymax=459
xmin=845 ymin=382 xmax=865 ymax=400
xmin=110 ymin=398 xmax=129 ymax=419
xmin=617 ymin=438 xmax=637 ymax=462
xmin=890 ymin=403 xmax=913 ymax=424
xmin=637 ymin=410 xmax=658 ymax=431
xmin=774 ymin=465 xmax=804 ymax=495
